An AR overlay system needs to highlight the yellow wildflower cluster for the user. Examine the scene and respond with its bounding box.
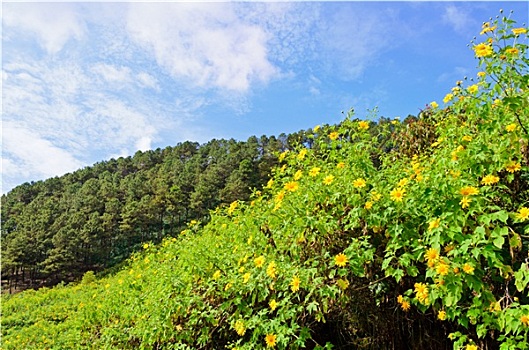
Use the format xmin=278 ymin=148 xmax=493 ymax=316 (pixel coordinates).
xmin=481 ymin=174 xmax=499 ymax=185
xmin=284 ymin=181 xmax=299 ymax=192
xmin=438 ymin=310 xmax=447 ymax=321
xmin=463 ymin=263 xmax=475 ymax=274
xmin=516 ymin=207 xmax=529 ymax=221
xmin=265 ymin=334 xmax=277 ymax=347
xmin=323 ymin=175 xmax=335 ymax=185
xmin=428 ymin=218 xmax=441 ymax=231
xmin=390 ymin=187 xmax=406 ymax=202
xmin=266 ymin=262 xmax=277 ymax=279
xmin=228 ymin=201 xmax=238 ymax=215
xmin=512 ymin=27 xmax=527 ymax=35
xmin=309 ymin=167 xmax=321 ymax=177
xmin=480 ymin=22 xmax=496 ymax=35
xmin=233 ymin=320 xmax=246 ymax=336
xmin=397 ymin=295 xmax=411 ymax=311
xmin=254 ymin=256 xmax=265 ymax=268
xmin=334 ymin=253 xmax=348 ymax=267
xmin=425 ymin=248 xmax=439 ymax=268
xmin=505 ymin=161 xmax=521 ymax=173
xmin=297 ymin=148 xmax=308 ymax=160
xmin=358 ymin=121 xmax=370 ymax=130
xmin=290 ymin=276 xmax=301 ymax=292
xmin=414 ymin=282 xmax=429 ymax=305
xmin=459 ymin=186 xmax=479 ymax=209
xmin=474 ymin=42 xmax=493 ymax=57
xmin=353 ymin=178 xmax=367 ymax=188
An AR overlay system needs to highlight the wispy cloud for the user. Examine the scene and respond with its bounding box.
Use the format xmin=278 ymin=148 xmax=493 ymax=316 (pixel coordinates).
xmin=126 ymin=3 xmax=278 ymax=93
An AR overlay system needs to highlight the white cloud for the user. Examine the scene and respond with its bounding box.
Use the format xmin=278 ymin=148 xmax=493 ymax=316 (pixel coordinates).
xmin=125 ymin=3 xmax=278 ymax=92
xmin=137 ymin=72 xmax=159 ymax=90
xmin=2 ymin=121 xmax=84 ymax=180
xmin=3 ymin=3 xmax=87 ymax=54
xmin=92 ymin=63 xmax=132 ymax=84
xmin=442 ymin=5 xmax=476 ymax=35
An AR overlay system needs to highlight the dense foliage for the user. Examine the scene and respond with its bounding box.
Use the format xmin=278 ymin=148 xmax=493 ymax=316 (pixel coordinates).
xmin=1 ymin=14 xmax=528 ymax=350
xmin=1 ymin=134 xmax=304 ymax=290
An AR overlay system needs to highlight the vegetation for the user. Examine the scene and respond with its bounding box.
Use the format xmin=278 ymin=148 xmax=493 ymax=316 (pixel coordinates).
xmin=1 ymin=134 xmax=303 ymax=290
xmin=1 ymin=14 xmax=528 ymax=350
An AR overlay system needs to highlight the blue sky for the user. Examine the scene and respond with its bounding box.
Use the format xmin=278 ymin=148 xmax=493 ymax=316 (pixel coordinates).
xmin=2 ymin=1 xmax=528 ymax=193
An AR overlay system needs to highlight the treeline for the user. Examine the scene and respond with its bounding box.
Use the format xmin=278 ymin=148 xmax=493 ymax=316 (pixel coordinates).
xmin=1 ymin=132 xmax=315 ymax=291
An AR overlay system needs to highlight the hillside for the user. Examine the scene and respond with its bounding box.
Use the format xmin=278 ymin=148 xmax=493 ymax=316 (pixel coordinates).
xmin=1 ymin=16 xmax=528 ymax=350
xmin=1 ymin=133 xmax=315 ymax=292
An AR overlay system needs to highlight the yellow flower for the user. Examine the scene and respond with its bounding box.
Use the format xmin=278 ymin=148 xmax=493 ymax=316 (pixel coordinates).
xmin=398 ymin=178 xmax=409 ymax=187
xmin=467 ymin=84 xmax=479 ymax=94
xmin=460 ymin=196 xmax=472 ymax=209
xmin=521 ymin=315 xmax=529 ymax=327
xmin=438 ymin=310 xmax=447 ymax=321
xmin=265 ymin=334 xmax=277 ymax=348
xmin=460 ymin=186 xmax=479 ymax=196
xmin=278 ymin=150 xmax=289 ymax=162
xmin=266 ymin=178 xmax=274 ymax=189
xmin=463 ymin=263 xmax=475 ymax=274
xmin=228 ymin=201 xmax=238 ymax=215
xmin=512 ymin=28 xmax=528 ymax=35
xmin=269 ymin=299 xmax=278 ymax=311
xmin=254 ymin=256 xmax=265 ymax=268
xmin=143 ymin=243 xmax=149 ymax=249
xmin=275 ymin=191 xmax=285 ymax=203
xmin=506 ymin=123 xmax=517 ymax=132
xmin=358 ymin=121 xmax=370 ymax=130
xmin=400 ymin=300 xmax=411 ymax=311
xmin=336 ymin=162 xmax=345 ymax=169
xmin=428 ymin=218 xmax=441 ymax=231
xmin=323 ymin=175 xmax=335 ymax=185
xmin=481 ymin=174 xmax=499 ymax=185
xmin=436 ymin=261 xmax=450 ymax=276
xmin=516 ymin=207 xmax=529 ymax=221
xmin=329 ymin=131 xmax=339 ymax=140
xmin=505 ymin=161 xmax=521 ymax=173
xmin=462 ymin=135 xmax=472 ymax=142
xmin=213 ymin=270 xmax=221 ymax=280
xmin=414 ymin=282 xmax=428 ymax=295
xmin=297 ymin=149 xmax=308 ymax=160
xmin=506 ymin=47 xmax=519 ymax=56
xmin=397 ymin=295 xmax=404 ymax=303
xmin=390 ymin=188 xmax=406 ymax=202
xmin=353 ymin=178 xmax=367 ymax=188
xmin=364 ymin=201 xmax=373 ymax=210
xmin=480 ymin=25 xmax=496 ymax=35
xmin=243 ymin=272 xmax=251 ymax=283
xmin=425 ymin=248 xmax=439 ymax=262
xmin=477 ymin=71 xmax=486 ymax=78
xmin=474 ymin=43 xmax=493 ymax=57
xmin=294 ymin=170 xmax=303 ymax=180
xmin=430 ymin=101 xmax=438 ymax=109
xmin=266 ymin=262 xmax=277 ymax=279
xmin=284 ymin=181 xmax=299 ymax=192
xmin=443 ymin=93 xmax=454 ymax=103
xmin=234 ymin=320 xmax=246 ymax=336
xmin=370 ymin=191 xmax=382 ymax=201
xmin=313 ymin=125 xmax=321 ymax=132
xmin=309 ymin=167 xmax=321 ymax=177
xmin=290 ymin=276 xmax=301 ymax=292
xmin=335 ymin=253 xmax=348 ymax=267
xmin=465 ymin=344 xmax=478 ymax=350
